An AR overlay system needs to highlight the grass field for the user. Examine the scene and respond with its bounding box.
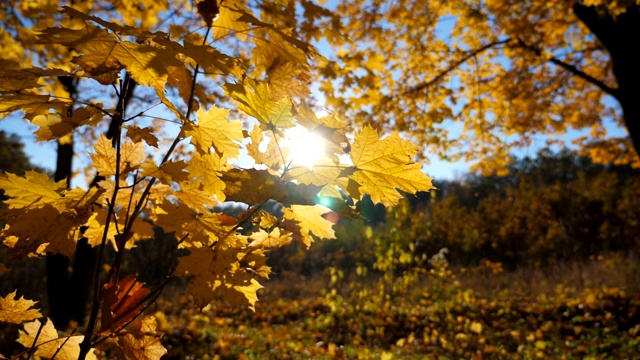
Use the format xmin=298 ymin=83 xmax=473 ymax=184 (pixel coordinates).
xmin=143 ymin=254 xmax=640 ymax=359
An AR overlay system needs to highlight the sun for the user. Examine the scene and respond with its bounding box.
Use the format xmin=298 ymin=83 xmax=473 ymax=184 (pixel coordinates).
xmin=282 ymin=126 xmax=326 ymax=169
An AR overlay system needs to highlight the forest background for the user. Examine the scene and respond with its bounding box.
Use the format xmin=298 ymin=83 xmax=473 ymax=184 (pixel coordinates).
xmin=2 ymin=0 xmax=640 ymax=359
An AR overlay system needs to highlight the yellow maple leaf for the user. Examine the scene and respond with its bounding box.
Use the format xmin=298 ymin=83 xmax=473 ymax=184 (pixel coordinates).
xmin=213 ymin=0 xmax=251 ymax=41
xmin=0 ymin=94 xmax=70 ymax=120
xmin=186 ymin=152 xmax=227 ymax=200
xmin=124 ymin=125 xmax=159 ymax=147
xmin=174 ymin=246 xmax=264 ymax=310
xmin=268 ymin=60 xmax=311 ymax=100
xmin=174 ymin=181 xmax=219 ymax=213
xmin=0 ymin=171 xmax=64 ymax=209
xmin=347 ymin=126 xmax=435 ymax=206
xmin=185 ymin=106 xmax=244 ymax=158
xmin=224 ymin=80 xmax=294 ymax=128
xmin=249 ymin=228 xmax=293 ymax=248
xmin=283 ymin=204 xmax=335 ymax=248
xmin=2 ymin=205 xmax=82 ymax=258
xmin=17 ymin=318 xmax=97 ymax=360
xmin=154 ymin=200 xmax=230 ymax=247
xmin=221 ymin=168 xmax=287 ymax=205
xmin=245 ymin=125 xmax=288 ymax=171
xmin=0 ymin=291 xmax=42 ymax=324
xmin=140 ymin=160 xmax=189 ymax=185
xmin=91 ymin=136 xmax=146 ymax=177
xmin=32 ymin=106 xmax=103 ymax=141
xmin=118 ymin=332 xmax=167 ymax=360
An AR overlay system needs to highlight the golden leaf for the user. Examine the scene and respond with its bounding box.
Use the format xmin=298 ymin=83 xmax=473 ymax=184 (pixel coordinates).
xmin=185 ymin=106 xmax=244 ymax=158
xmin=223 ymin=80 xmax=294 ymax=128
xmin=174 ymin=181 xmax=219 ymax=213
xmin=124 ymin=125 xmax=159 ymax=147
xmin=117 ymin=316 xmax=167 ymax=360
xmin=141 ymin=160 xmax=189 ymax=185
xmin=283 ymin=204 xmax=335 ymax=248
xmin=0 ymin=171 xmax=64 ymax=209
xmin=0 ymin=94 xmax=70 ymax=120
xmin=91 ymin=136 xmax=146 ymax=177
xmin=32 ymin=106 xmax=104 ymax=141
xmin=268 ymin=60 xmax=311 ymax=100
xmin=220 ymin=168 xmax=287 ymax=205
xmin=249 ymin=228 xmax=293 ymax=248
xmin=245 ymin=125 xmax=288 ymax=171
xmin=213 ymin=0 xmax=251 ymax=41
xmin=347 ymin=126 xmax=434 ymax=206
xmin=118 ymin=332 xmax=167 ymax=360
xmin=17 ymin=318 xmax=97 ymax=360
xmin=0 ymin=291 xmax=42 ymax=324
xmin=174 ymin=246 xmax=264 ymax=310
xmin=186 ymin=152 xmax=227 ymax=201
xmin=2 ymin=204 xmax=82 ymax=258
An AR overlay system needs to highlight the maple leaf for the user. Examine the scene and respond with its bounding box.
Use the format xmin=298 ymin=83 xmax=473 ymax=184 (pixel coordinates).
xmin=223 ymin=80 xmax=294 ymax=128
xmin=141 ymin=160 xmax=189 ymax=185
xmin=154 ymin=200 xmax=232 ymax=247
xmin=2 ymin=204 xmax=83 ymax=258
xmin=0 ymin=94 xmax=70 ymax=120
xmin=91 ymin=136 xmax=146 ymax=177
xmin=245 ymin=125 xmax=289 ymax=171
xmin=174 ymin=246 xmax=264 ymax=310
xmin=17 ymin=318 xmax=98 ymax=360
xmin=249 ymin=228 xmax=293 ymax=248
xmin=0 ymin=171 xmax=64 ymax=209
xmin=220 ymin=168 xmax=287 ymax=205
xmin=0 ymin=291 xmax=42 ymax=324
xmin=184 ymin=106 xmax=244 ymax=158
xmin=283 ymin=204 xmax=336 ymax=248
xmin=118 ymin=333 xmax=167 ymax=360
xmin=125 ymin=125 xmax=159 ymax=147
xmin=174 ymin=181 xmax=219 ymax=213
xmin=115 ymin=316 xmax=166 ymax=360
xmin=32 ymin=106 xmax=104 ymax=141
xmin=213 ymin=0 xmax=251 ymax=41
xmin=268 ymin=60 xmax=311 ymax=100
xmin=101 ymin=274 xmax=150 ymax=333
xmin=186 ymin=152 xmax=227 ymax=200
xmin=347 ymin=126 xmax=435 ymax=206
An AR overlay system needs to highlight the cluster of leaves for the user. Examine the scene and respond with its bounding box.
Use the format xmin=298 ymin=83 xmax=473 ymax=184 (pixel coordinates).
xmin=317 ymin=0 xmax=640 ymax=174
xmin=0 ymin=1 xmax=433 ymax=359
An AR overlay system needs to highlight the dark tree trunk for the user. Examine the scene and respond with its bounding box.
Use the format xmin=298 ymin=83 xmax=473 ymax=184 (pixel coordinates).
xmin=573 ymin=4 xmax=640 ymax=156
xmin=46 ymin=78 xmax=97 ymax=329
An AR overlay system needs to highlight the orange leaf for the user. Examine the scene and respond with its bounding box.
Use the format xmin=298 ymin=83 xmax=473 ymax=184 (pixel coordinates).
xmin=101 ymin=274 xmax=150 ymax=333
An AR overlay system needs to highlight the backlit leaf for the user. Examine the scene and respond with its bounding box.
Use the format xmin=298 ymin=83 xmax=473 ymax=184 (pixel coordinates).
xmin=347 ymin=126 xmax=435 ymax=206
xmin=0 ymin=291 xmax=42 ymax=324
xmin=185 ymin=106 xmax=244 ymax=158
xmin=283 ymin=204 xmax=336 ymax=248
xmin=17 ymin=318 xmax=97 ymax=360
xmin=0 ymin=171 xmax=64 ymax=209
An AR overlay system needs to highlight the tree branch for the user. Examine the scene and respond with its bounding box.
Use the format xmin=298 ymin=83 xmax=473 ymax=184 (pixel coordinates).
xmin=405 ymin=38 xmax=513 ymax=96
xmin=516 ymin=38 xmax=618 ymax=98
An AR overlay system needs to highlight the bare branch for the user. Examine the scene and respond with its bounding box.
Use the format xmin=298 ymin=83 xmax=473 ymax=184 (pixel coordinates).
xmin=405 ymin=38 xmax=513 ymax=96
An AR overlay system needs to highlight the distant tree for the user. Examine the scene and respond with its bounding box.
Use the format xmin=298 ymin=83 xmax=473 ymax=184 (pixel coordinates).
xmin=320 ymin=0 xmax=640 ymax=175
xmin=0 ymin=131 xmax=42 ymax=175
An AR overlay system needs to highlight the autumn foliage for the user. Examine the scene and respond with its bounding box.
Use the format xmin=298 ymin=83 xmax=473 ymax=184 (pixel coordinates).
xmin=0 ymin=1 xmax=434 ymax=359
xmin=321 ymin=0 xmax=640 ymax=174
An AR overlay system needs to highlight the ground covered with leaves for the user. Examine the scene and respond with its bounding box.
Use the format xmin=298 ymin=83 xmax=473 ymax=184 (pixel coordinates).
xmin=149 ymin=268 xmax=640 ymax=360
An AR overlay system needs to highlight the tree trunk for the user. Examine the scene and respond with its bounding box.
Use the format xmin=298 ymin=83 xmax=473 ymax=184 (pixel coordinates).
xmin=46 ymin=79 xmax=97 ymax=329
xmin=573 ymin=4 xmax=640 ymax=156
